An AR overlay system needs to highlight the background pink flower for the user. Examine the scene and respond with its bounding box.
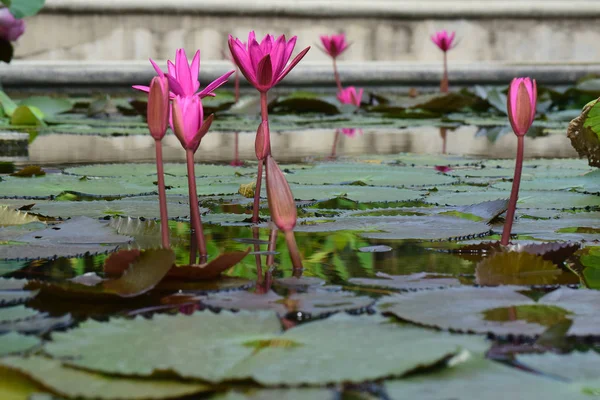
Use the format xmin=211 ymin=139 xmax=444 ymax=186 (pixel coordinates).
xmin=319 ymin=33 xmax=348 ymax=59
xmin=431 ymin=30 xmax=456 ymax=52
xmin=0 ymin=9 xmax=24 ymax=42
xmin=337 ymin=86 xmax=363 ymax=107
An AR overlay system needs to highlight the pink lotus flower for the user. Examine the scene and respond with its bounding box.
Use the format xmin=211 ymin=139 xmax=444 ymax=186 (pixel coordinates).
xmin=133 ymin=49 xmax=234 ymax=99
xmin=319 ymin=33 xmax=348 ymax=59
xmin=0 ymin=9 xmax=24 ymax=42
xmin=337 ymin=86 xmax=363 ymax=107
xmin=228 ymin=31 xmax=310 ymax=93
xmin=171 ymin=95 xmax=213 ymax=153
xmin=434 ymin=165 xmax=452 ymax=173
xmin=507 ymin=77 xmax=537 ymax=136
xmin=147 ymin=76 xmax=169 ymax=141
xmin=339 ymin=128 xmax=363 ymax=138
xmin=431 ymin=30 xmax=456 ymax=52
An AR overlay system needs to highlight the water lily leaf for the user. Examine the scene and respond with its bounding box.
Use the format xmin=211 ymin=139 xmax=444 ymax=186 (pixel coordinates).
xmin=358 ymin=245 xmax=392 ymax=253
xmin=349 ymin=272 xmax=461 ymax=291
xmin=27 ymin=248 xmax=175 ymax=299
xmin=11 ymin=105 xmax=46 ymax=126
xmin=155 ymin=276 xmax=253 ymax=293
xmin=0 ymin=206 xmax=40 ymax=226
xmin=166 ymin=249 xmax=250 ymax=281
xmin=0 ymin=366 xmax=42 ymax=400
xmin=296 ymin=215 xmax=491 ymax=241
xmin=285 ymin=163 xmax=456 ymax=187
xmin=0 ymin=290 xmax=38 ymax=307
xmin=0 ymin=90 xmax=18 ymax=116
xmin=8 ymin=0 xmax=45 ymax=18
xmin=0 ymin=278 xmax=27 ymax=290
xmin=103 ymin=249 xmax=141 ymax=277
xmin=20 ymin=97 xmax=73 ymax=117
xmin=0 ymin=332 xmax=40 ymax=356
xmin=0 ymin=243 xmax=118 ymax=261
xmin=288 ymin=185 xmax=423 ymax=203
xmin=386 ymin=354 xmax=589 ymax=400
xmin=0 ymin=356 xmax=210 ymax=400
xmin=63 ymin=163 xmax=253 ymax=179
xmin=382 ymin=287 xmax=600 ymax=337
xmin=213 ymin=388 xmax=334 ymax=400
xmin=517 ymin=352 xmax=600 ymax=396
xmin=45 ymin=311 xmax=487 ymax=385
xmin=200 ymin=289 xmax=375 ymax=318
xmin=426 ymin=190 xmax=600 ymax=209
xmin=567 ymin=98 xmax=600 ymax=167
xmin=0 ymin=313 xmax=72 ymax=334
xmin=456 ymin=199 xmax=508 ymax=223
xmin=475 ymin=251 xmax=564 ymax=286
xmin=274 ymin=276 xmax=326 ymax=289
xmin=0 ymin=305 xmax=39 ymax=322
xmin=270 ymin=92 xmax=340 ymax=115
xmin=16 ymin=217 xmax=131 ymax=245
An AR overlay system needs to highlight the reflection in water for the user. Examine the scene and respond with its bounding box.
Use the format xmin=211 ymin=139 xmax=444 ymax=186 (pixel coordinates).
xmin=439 ymin=127 xmax=447 ymax=154
xmin=6 ymin=125 xmax=579 ymax=165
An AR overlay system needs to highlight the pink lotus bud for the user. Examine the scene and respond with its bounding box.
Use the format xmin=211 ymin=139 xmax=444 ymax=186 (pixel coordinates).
xmin=507 ymin=77 xmax=537 ymax=136
xmin=339 ymin=128 xmax=363 ymax=138
xmin=147 ymin=76 xmax=169 ymax=140
xmin=431 ymin=30 xmax=456 ymax=52
xmin=0 ymin=9 xmax=24 ymax=42
xmin=265 ymin=156 xmax=297 ymax=232
xmin=255 ymin=121 xmax=271 ymax=160
xmin=319 ymin=33 xmax=349 ymax=59
xmin=337 ymin=86 xmax=363 ymax=108
xmin=171 ymin=96 xmax=213 ymax=152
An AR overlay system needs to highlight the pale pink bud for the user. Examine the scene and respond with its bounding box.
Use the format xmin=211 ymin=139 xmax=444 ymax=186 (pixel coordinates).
xmin=265 ymin=156 xmax=297 ymax=232
xmin=147 ymin=76 xmax=169 ymax=140
xmin=507 ymin=77 xmax=537 ymax=136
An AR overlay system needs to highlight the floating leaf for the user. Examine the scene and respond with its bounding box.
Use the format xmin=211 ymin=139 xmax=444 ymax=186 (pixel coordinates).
xmin=386 ymin=354 xmax=589 ymax=400
xmin=0 ymin=332 xmax=40 ymax=356
xmin=45 ymin=312 xmax=487 ymax=385
xmin=475 ymin=251 xmax=563 ymax=286
xmin=213 ymin=388 xmax=334 ymax=400
xmin=0 ymin=90 xmax=18 ymax=116
xmin=10 ymin=165 xmax=45 ymax=177
xmin=0 ymin=314 xmax=72 ymax=334
xmin=27 ymin=248 xmax=175 ymax=299
xmin=20 ymin=97 xmax=73 ymax=117
xmin=349 ymin=272 xmax=461 ymax=291
xmin=200 ymin=289 xmax=375 ymax=318
xmin=0 ymin=356 xmax=210 ymax=400
xmin=166 ymin=249 xmax=250 ymax=281
xmin=567 ymin=98 xmax=600 ymax=167
xmin=358 ymin=245 xmax=392 ymax=253
xmin=11 ymin=105 xmax=46 ymax=126
xmin=0 ymin=290 xmax=38 ymax=307
xmin=0 ymin=207 xmax=40 ymax=227
xmin=0 ymin=305 xmax=39 ymax=322
xmin=16 ymin=217 xmax=131 ymax=245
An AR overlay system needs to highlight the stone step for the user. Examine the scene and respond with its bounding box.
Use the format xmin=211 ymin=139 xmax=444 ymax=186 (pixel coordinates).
xmin=0 ymin=60 xmax=597 ymax=91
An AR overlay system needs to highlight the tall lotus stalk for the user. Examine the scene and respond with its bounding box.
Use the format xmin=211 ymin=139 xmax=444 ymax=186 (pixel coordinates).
xmin=172 ymin=95 xmax=215 ymax=258
xmin=431 ymin=30 xmax=456 ymax=93
xmin=265 ymin=155 xmax=303 ymax=271
xmin=229 ymin=31 xmax=310 ymax=223
xmin=146 ymin=75 xmax=170 ymax=249
xmin=320 ymin=34 xmax=349 ymax=91
xmin=501 ymin=77 xmax=537 ymax=246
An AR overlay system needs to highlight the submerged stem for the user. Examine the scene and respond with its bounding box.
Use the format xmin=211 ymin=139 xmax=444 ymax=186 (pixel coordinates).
xmin=284 ymin=230 xmax=304 ymax=274
xmin=234 ymin=68 xmax=240 ymax=103
xmin=332 ymin=58 xmax=343 ymax=92
xmin=501 ymin=135 xmax=525 ymax=246
xmin=186 ymin=149 xmax=207 ymax=257
xmin=441 ymin=52 xmax=449 ymax=93
xmin=154 ymin=140 xmax=170 ymax=249
xmin=267 ymin=228 xmax=277 ymax=266
xmin=252 ymin=91 xmax=271 ymax=224
xmin=252 ymin=226 xmax=262 ymax=277
xmin=330 ymin=129 xmax=340 ymax=159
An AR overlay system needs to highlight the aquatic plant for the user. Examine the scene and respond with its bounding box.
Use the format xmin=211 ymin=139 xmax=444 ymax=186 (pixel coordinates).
xmin=0 ymin=8 xmax=24 ymax=42
xmin=146 ymin=75 xmax=170 ymax=249
xmin=501 ymin=77 xmax=537 ymax=246
xmin=337 ymin=86 xmax=363 ymax=108
xmin=431 ymin=30 xmax=456 ymax=93
xmin=133 ymin=49 xmax=234 ymax=99
xmin=228 ymin=31 xmax=310 ymax=223
xmin=172 ymin=95 xmax=214 ymax=258
xmin=265 ymin=155 xmax=303 ymax=271
xmin=319 ymin=33 xmax=349 ymax=91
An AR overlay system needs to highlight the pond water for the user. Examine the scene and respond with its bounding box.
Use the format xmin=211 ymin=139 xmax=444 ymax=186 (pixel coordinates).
xmin=0 ymin=90 xmax=599 ymax=399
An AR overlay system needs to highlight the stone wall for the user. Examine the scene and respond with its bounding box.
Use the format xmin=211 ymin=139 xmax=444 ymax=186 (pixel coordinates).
xmin=13 ymin=1 xmax=600 ymax=63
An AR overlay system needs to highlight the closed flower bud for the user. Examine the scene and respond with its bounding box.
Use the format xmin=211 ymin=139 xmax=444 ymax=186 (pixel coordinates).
xmin=147 ymin=76 xmax=169 ymax=140
xmin=265 ymin=156 xmax=297 ymax=232
xmin=507 ymin=77 xmax=537 ymax=136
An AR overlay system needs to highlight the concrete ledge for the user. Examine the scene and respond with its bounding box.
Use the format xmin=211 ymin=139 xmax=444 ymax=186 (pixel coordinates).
xmin=1 ymin=61 xmax=599 ymax=91
xmin=44 ymin=0 xmax=600 ymax=18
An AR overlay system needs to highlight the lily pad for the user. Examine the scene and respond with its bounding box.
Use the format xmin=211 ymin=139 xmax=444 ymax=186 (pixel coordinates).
xmin=213 ymin=388 xmax=335 ymax=400
xmin=0 ymin=207 xmax=40 ymax=227
xmin=287 ymin=185 xmax=424 ymax=203
xmin=0 ymin=332 xmax=40 ymax=356
xmin=567 ymin=98 xmax=600 ymax=167
xmin=0 ymin=305 xmax=39 ymax=322
xmin=0 ymin=313 xmax=72 ymax=334
xmin=475 ymin=251 xmax=564 ymax=286
xmin=426 ymin=190 xmax=600 ymax=209
xmin=349 ymin=272 xmax=461 ymax=291
xmin=0 ymin=356 xmax=210 ymax=400
xmin=45 ymin=311 xmax=487 ymax=385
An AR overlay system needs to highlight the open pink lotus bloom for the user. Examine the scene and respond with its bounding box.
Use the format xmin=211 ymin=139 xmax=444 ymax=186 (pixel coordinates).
xmin=337 ymin=86 xmax=363 ymax=107
xmin=507 ymin=77 xmax=537 ymax=136
xmin=171 ymin=95 xmax=213 ymax=153
xmin=319 ymin=33 xmax=348 ymax=59
xmin=133 ymin=49 xmax=234 ymax=99
xmin=0 ymin=9 xmax=24 ymax=42
xmin=431 ymin=30 xmax=456 ymax=52
xmin=228 ymin=31 xmax=310 ymax=93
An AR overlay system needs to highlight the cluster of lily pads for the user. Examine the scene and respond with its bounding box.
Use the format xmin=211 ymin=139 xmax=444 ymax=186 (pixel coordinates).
xmin=1 ymin=29 xmax=600 ymax=399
